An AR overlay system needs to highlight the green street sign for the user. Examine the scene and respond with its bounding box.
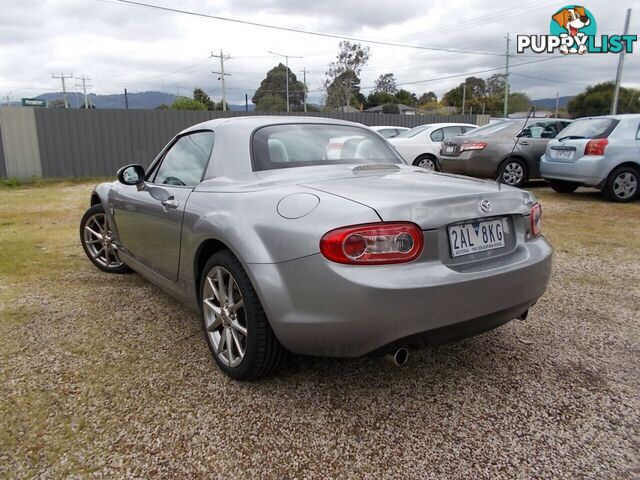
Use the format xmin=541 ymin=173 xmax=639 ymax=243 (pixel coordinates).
xmin=21 ymin=98 xmax=47 ymax=107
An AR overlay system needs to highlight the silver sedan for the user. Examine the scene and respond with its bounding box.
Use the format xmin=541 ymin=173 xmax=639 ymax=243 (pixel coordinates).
xmin=80 ymin=116 xmax=552 ymax=379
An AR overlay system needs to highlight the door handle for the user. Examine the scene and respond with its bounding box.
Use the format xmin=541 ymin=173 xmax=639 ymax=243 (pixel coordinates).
xmin=161 ymin=197 xmax=179 ymax=209
xmin=519 ymin=140 xmax=530 ymax=146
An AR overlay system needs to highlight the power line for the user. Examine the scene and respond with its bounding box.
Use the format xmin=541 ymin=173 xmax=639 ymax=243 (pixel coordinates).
xmin=115 ymin=0 xmax=518 ymax=57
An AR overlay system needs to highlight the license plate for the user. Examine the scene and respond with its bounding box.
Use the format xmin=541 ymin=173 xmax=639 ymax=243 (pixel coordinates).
xmin=444 ymin=145 xmax=455 ymax=154
xmin=448 ymin=219 xmax=505 ymax=257
xmin=552 ymin=149 xmax=573 ymax=161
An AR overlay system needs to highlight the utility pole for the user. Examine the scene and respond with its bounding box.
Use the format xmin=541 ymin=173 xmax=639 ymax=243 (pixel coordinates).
xmin=52 ymin=73 xmax=73 ymax=108
xmin=268 ymin=51 xmax=302 ymax=112
xmin=503 ymin=33 xmax=510 ymax=118
xmin=300 ymin=67 xmax=308 ymax=112
xmin=555 ymin=92 xmax=559 ymax=118
xmin=212 ymin=49 xmax=231 ymax=111
xmin=245 ymin=93 xmax=248 ymax=112
xmin=75 ymin=76 xmax=92 ymax=109
xmin=124 ymin=88 xmax=129 ymax=109
xmin=611 ymin=8 xmax=632 ymax=115
xmin=461 ymin=82 xmax=466 ymax=115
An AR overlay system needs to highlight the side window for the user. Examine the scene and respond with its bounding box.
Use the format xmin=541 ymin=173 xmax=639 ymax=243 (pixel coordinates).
xmin=520 ymin=122 xmax=549 ymax=139
xmin=442 ymin=126 xmax=463 ymax=139
xmin=430 ymin=128 xmax=444 ymax=142
xmin=636 ymin=123 xmax=640 ymax=140
xmin=153 ymin=131 xmax=215 ymax=187
xmin=379 ymin=129 xmax=396 ymax=138
xmin=461 ymin=126 xmax=476 ymax=133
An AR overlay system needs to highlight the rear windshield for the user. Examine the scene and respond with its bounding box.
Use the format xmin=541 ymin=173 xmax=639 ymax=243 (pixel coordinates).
xmin=461 ymin=121 xmax=514 ymax=136
xmin=557 ymin=118 xmax=617 ymax=139
xmin=395 ymin=125 xmax=429 ymax=138
xmin=252 ymin=124 xmax=403 ymax=171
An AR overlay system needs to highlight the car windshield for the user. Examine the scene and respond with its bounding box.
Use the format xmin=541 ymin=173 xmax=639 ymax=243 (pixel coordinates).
xmin=395 ymin=125 xmax=429 ymax=138
xmin=252 ymin=124 xmax=403 ymax=171
xmin=557 ymin=118 xmax=616 ymax=139
xmin=462 ymin=121 xmax=514 ymax=136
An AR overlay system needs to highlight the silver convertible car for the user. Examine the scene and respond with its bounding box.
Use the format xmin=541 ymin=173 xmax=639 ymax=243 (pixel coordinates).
xmin=80 ymin=116 xmax=552 ymax=379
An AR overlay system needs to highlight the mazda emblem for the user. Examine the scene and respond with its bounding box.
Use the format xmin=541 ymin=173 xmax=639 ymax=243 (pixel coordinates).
xmin=479 ymin=200 xmax=492 ymax=213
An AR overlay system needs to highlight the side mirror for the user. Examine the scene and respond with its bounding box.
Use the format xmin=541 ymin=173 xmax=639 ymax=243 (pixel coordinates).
xmin=117 ymin=164 xmax=146 ymax=186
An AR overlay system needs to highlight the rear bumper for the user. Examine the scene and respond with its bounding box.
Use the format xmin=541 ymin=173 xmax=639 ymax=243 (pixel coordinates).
xmin=540 ymin=154 xmax=607 ymax=187
xmin=247 ymin=236 xmax=553 ymax=357
xmin=439 ymin=154 xmax=497 ymax=178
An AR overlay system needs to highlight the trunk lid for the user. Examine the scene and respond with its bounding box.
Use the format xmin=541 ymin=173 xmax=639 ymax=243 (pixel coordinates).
xmin=302 ymin=166 xmax=533 ymax=229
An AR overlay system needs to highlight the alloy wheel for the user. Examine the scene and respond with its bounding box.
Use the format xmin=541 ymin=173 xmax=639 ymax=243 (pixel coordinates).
xmin=202 ymin=266 xmax=247 ymax=368
xmin=501 ymin=162 xmax=524 ymax=186
xmin=417 ymin=158 xmax=435 ymax=171
xmin=612 ymin=172 xmax=638 ymax=200
xmin=83 ymin=212 xmax=124 ymax=269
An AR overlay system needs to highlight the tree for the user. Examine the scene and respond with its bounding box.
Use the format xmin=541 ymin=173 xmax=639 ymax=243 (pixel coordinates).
xmin=382 ymin=103 xmax=401 ymax=114
xmin=156 ymin=103 xmax=170 ymax=110
xmin=326 ymin=70 xmax=363 ymax=111
xmin=80 ymin=103 xmax=96 ymax=109
xmin=486 ymin=74 xmax=506 ymax=96
xmin=324 ymin=41 xmax=370 ymax=110
xmin=193 ymin=88 xmax=214 ymax=110
xmin=255 ymin=94 xmax=287 ymax=112
xmin=395 ymin=89 xmax=417 ymax=106
xmin=418 ymin=91 xmax=437 ymax=104
xmin=374 ymin=73 xmax=397 ymax=94
xmin=568 ymin=82 xmax=640 ymax=117
xmin=464 ymin=76 xmax=486 ymax=97
xmin=171 ymin=97 xmax=207 ymax=111
xmin=366 ymin=91 xmax=396 ymax=108
xmin=252 ymin=63 xmax=305 ymax=111
xmin=507 ymin=92 xmax=532 ymax=114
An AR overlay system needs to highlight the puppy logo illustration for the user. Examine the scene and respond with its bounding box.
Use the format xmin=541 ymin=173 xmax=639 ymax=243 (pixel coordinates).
xmin=550 ymin=5 xmax=597 ymax=54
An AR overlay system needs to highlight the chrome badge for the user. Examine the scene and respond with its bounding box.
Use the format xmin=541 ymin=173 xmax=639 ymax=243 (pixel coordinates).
xmin=479 ymin=199 xmax=492 ymax=213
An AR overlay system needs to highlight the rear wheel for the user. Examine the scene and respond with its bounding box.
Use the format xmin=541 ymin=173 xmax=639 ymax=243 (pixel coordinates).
xmin=498 ymin=157 xmax=528 ymax=188
xmin=413 ymin=154 xmax=438 ymax=171
xmin=604 ymin=166 xmax=639 ymax=203
xmin=549 ymin=180 xmax=580 ymax=194
xmin=200 ymin=250 xmax=284 ymax=380
xmin=80 ymin=204 xmax=131 ymax=274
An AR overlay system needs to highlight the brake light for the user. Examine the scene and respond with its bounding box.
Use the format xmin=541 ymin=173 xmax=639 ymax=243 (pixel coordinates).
xmin=320 ymin=222 xmax=424 ymax=265
xmin=584 ymin=138 xmax=608 ymax=155
xmin=530 ymin=203 xmax=542 ymax=237
xmin=460 ymin=142 xmax=487 ymax=152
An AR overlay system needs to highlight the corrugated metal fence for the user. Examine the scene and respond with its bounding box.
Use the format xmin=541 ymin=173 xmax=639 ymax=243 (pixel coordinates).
xmin=0 ymin=108 xmax=489 ymax=179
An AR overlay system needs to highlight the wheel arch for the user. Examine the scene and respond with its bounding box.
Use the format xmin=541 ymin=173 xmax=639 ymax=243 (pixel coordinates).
xmin=498 ymin=154 xmax=529 ymax=176
xmin=193 ymin=238 xmax=235 ymax=298
xmin=606 ymin=161 xmax=640 ymax=180
xmin=413 ymin=152 xmax=437 ymax=164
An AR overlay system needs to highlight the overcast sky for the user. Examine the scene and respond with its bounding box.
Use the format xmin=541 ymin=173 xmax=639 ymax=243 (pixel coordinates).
xmin=1 ymin=0 xmax=639 ymax=105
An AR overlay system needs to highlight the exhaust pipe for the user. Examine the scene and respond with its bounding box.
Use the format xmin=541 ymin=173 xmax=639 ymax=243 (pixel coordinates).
xmin=386 ymin=347 xmax=409 ymax=366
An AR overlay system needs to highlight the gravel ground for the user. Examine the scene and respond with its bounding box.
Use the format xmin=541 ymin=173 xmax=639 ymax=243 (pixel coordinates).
xmin=0 ymin=182 xmax=638 ymax=478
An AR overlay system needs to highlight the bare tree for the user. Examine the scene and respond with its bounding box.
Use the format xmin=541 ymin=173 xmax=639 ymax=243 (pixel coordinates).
xmin=374 ymin=73 xmax=398 ymax=94
xmin=324 ymin=41 xmax=370 ymax=111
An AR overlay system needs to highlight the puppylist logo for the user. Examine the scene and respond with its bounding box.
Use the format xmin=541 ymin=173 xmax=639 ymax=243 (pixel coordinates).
xmin=517 ymin=6 xmax=637 ymax=55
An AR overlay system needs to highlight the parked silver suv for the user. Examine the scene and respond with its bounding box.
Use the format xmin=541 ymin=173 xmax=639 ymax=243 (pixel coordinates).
xmin=540 ymin=114 xmax=640 ymax=202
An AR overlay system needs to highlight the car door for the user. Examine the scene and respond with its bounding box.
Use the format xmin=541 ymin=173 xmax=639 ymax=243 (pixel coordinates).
xmin=516 ymin=121 xmax=557 ymax=177
xmin=109 ymin=130 xmax=215 ymax=281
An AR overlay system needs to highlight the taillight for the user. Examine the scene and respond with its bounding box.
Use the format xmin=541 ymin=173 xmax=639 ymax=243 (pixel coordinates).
xmin=460 ymin=142 xmax=487 ymax=152
xmin=584 ymin=138 xmax=608 ymax=155
xmin=320 ymin=222 xmax=424 ymax=265
xmin=530 ymin=203 xmax=542 ymax=237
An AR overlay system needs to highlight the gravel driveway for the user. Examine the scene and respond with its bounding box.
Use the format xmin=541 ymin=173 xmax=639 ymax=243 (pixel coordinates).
xmin=0 ymin=182 xmax=638 ymax=478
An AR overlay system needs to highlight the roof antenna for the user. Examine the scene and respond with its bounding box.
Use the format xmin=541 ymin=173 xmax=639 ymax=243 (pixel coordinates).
xmin=499 ymin=105 xmax=536 ymax=186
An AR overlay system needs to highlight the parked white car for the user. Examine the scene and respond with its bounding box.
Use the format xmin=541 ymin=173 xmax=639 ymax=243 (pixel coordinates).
xmin=369 ymin=125 xmax=411 ymax=139
xmin=388 ymin=123 xmax=478 ymax=170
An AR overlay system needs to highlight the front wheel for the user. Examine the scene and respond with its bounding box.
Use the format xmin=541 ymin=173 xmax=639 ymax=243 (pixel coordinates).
xmin=80 ymin=204 xmax=131 ymax=274
xmin=498 ymin=158 xmax=528 ymax=188
xmin=604 ymin=166 xmax=639 ymax=203
xmin=200 ymin=250 xmax=284 ymax=380
xmin=549 ymin=180 xmax=580 ymax=194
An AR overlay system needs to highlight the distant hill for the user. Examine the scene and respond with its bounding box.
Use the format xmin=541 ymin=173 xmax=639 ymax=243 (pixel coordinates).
xmin=33 ymin=91 xmax=255 ymax=111
xmin=532 ymin=96 xmax=575 ymax=109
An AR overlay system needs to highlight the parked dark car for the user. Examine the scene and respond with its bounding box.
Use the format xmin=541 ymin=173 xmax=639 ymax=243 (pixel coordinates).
xmin=439 ymin=119 xmax=572 ymax=187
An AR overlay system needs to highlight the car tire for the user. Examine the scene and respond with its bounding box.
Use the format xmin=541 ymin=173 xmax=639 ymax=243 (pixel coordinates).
xmin=498 ymin=157 xmax=528 ymax=188
xmin=413 ymin=154 xmax=439 ymax=171
xmin=80 ymin=204 xmax=132 ymax=274
xmin=549 ymin=180 xmax=580 ymax=194
xmin=200 ymin=249 xmax=284 ymax=380
xmin=604 ymin=166 xmax=639 ymax=203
